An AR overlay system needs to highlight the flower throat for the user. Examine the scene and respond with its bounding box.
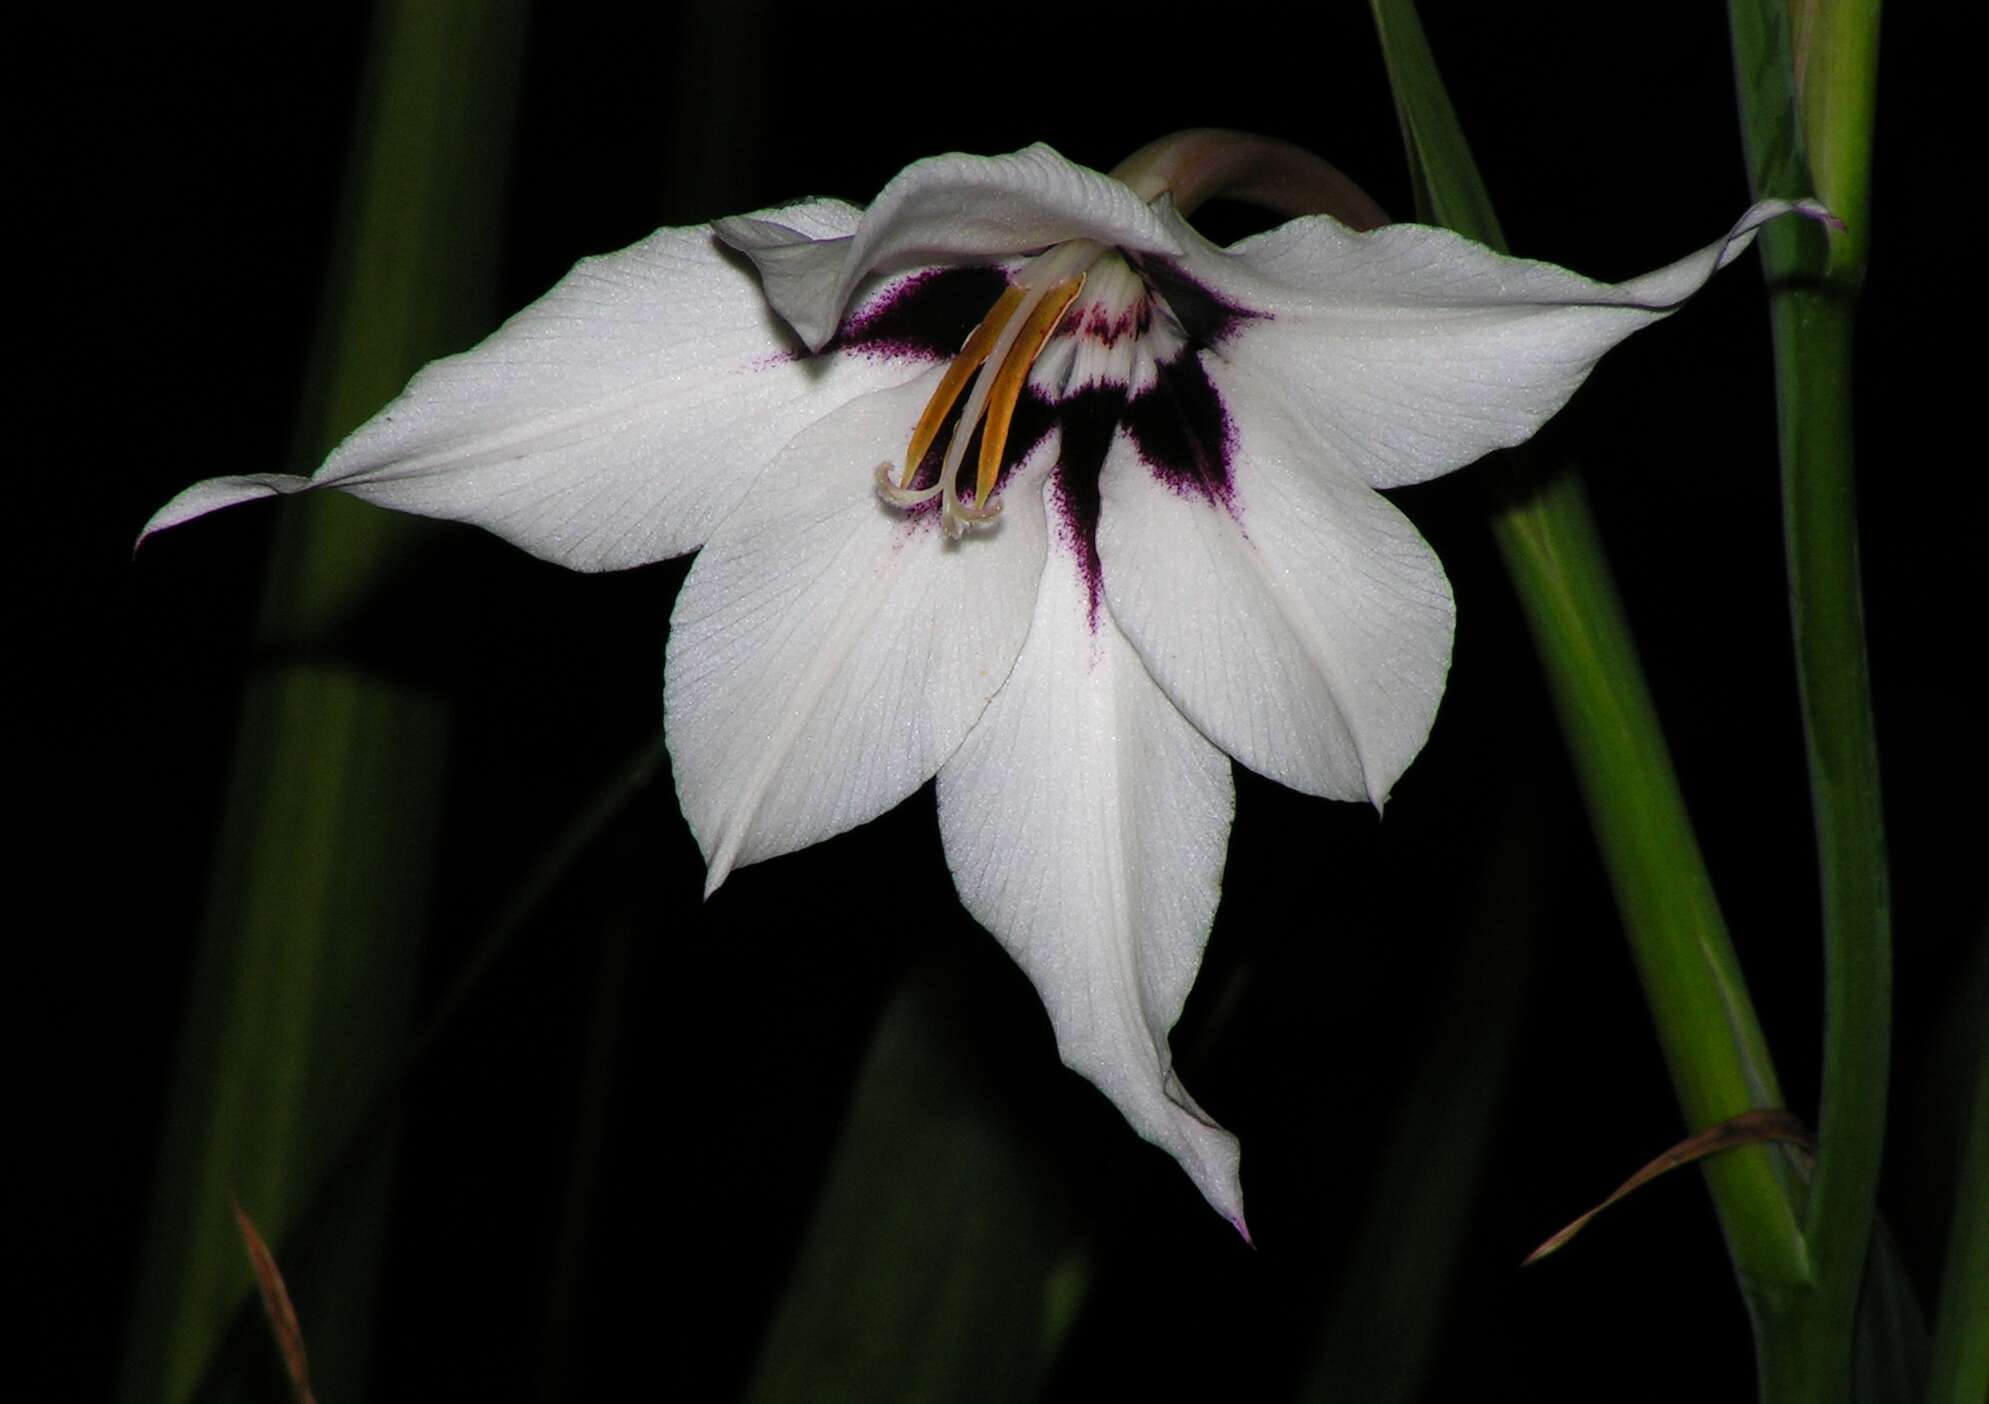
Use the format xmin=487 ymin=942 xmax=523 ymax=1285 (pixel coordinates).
xmin=876 ymin=240 xmax=1098 ymax=538
xmin=872 ymin=130 xmax=1387 ymax=539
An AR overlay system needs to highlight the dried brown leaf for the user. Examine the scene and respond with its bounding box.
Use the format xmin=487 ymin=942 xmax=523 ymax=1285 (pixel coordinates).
xmin=1525 ymin=1108 xmax=1814 ymax=1266
xmin=231 ymin=1194 xmax=318 ymax=1404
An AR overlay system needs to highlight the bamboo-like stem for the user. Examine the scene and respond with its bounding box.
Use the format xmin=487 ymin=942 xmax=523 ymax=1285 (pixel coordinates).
xmin=1731 ymin=2 xmax=1890 ymax=1397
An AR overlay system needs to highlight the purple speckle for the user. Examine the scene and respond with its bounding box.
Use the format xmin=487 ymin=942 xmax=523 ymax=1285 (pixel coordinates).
xmin=826 ymin=264 xmax=1012 ymax=362
xmin=1068 ymin=299 xmax=1153 ymax=348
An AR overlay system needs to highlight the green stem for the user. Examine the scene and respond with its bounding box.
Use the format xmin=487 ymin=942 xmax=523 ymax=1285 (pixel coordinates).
xmin=1368 ymin=0 xmax=1823 ymax=1375
xmin=1776 ymin=277 xmax=1891 ymax=1386
xmin=1925 ymin=992 xmax=1989 ymax=1404
xmin=1489 ymin=469 xmax=1808 ymax=1295
xmin=1731 ymin=1 xmax=1891 ymax=1394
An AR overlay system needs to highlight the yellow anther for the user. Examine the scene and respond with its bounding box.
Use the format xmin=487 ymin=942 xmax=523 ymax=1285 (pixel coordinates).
xmin=902 ymin=285 xmax=1025 ymax=489
xmin=974 ymin=274 xmax=1085 ymax=508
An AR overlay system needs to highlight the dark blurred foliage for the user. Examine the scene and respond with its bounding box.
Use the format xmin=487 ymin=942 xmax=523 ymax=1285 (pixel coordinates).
xmin=22 ymin=3 xmax=1973 ymax=1400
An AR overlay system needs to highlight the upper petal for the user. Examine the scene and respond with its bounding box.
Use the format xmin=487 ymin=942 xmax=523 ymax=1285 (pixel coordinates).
xmin=1154 ymin=198 xmax=1821 ymax=488
xmin=1098 ymin=357 xmax=1453 ymax=807
xmin=141 ymin=199 xmax=928 ymax=571
xmin=937 ymin=506 xmax=1242 ymax=1227
xmin=666 ymin=369 xmax=1052 ymax=891
xmin=715 ymin=145 xmax=1184 ymax=353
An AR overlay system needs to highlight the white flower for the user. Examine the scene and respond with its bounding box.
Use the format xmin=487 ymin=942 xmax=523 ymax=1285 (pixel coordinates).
xmin=145 ymin=133 xmax=1818 ymax=1234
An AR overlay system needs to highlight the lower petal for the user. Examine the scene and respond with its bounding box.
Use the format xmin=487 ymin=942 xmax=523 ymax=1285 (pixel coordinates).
xmin=937 ymin=523 xmax=1243 ymax=1227
xmin=1098 ymin=357 xmax=1454 ymax=807
xmin=666 ymin=370 xmax=1051 ymax=891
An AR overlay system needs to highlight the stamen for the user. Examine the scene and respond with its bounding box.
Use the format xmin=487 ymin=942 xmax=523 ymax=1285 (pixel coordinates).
xmin=874 ymin=461 xmax=941 ymax=507
xmin=975 ymin=274 xmax=1084 ymax=508
xmin=901 ymin=286 xmax=1024 ymax=489
xmin=886 ymin=241 xmax=1100 ymax=538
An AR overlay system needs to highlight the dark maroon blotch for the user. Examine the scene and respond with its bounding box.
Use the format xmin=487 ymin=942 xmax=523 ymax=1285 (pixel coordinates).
xmin=1042 ymin=320 xmax=1242 ymax=630
xmin=855 ymin=255 xmax=1249 ymax=628
xmin=1000 ymin=388 xmax=1058 ymax=491
xmin=1047 ymin=384 xmax=1127 ymax=628
xmin=825 ymin=264 xmax=1011 ymax=362
xmin=1129 ymin=256 xmax=1264 ymax=348
xmin=1124 ymin=354 xmax=1236 ymax=509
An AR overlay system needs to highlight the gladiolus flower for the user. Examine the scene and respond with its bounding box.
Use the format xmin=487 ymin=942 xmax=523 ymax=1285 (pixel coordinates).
xmin=145 ymin=131 xmax=1821 ymax=1233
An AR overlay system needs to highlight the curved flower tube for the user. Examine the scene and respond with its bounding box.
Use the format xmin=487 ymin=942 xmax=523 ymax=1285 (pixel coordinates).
xmin=144 ymin=132 xmax=1823 ymax=1233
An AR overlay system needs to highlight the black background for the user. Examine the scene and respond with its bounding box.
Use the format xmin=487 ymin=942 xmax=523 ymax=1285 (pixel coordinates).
xmin=23 ymin=3 xmax=1975 ymax=1399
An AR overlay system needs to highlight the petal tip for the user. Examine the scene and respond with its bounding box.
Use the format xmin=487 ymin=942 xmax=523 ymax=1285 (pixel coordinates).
xmin=1795 ymin=197 xmax=1847 ymax=233
xmin=136 ymin=473 xmax=308 ymax=554
xmin=710 ymin=212 xmax=846 ymax=351
xmin=698 ymin=808 xmax=756 ymax=899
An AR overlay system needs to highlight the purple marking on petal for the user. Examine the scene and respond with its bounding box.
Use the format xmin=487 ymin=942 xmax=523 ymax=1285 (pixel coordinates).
xmin=1124 ymin=352 xmax=1238 ymax=514
xmin=1128 ymin=256 xmax=1267 ymax=347
xmin=1066 ymin=298 xmax=1154 ymax=349
xmin=1000 ymin=389 xmax=1058 ymax=492
xmin=826 ymin=264 xmax=1012 ymax=363
xmin=1046 ymin=385 xmax=1125 ymax=632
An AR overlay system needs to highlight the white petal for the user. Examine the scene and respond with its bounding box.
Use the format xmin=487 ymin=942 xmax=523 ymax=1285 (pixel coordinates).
xmin=1157 ymin=198 xmax=1821 ymax=489
xmin=1098 ymin=359 xmax=1453 ymax=807
xmin=666 ymin=370 xmax=1051 ymax=890
xmin=716 ymin=145 xmax=1183 ymax=353
xmin=937 ymin=513 xmax=1242 ymax=1227
xmin=141 ymin=199 xmax=922 ymax=571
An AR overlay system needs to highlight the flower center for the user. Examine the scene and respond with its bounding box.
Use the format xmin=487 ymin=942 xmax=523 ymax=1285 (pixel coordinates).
xmin=876 ymin=241 xmax=1099 ymax=538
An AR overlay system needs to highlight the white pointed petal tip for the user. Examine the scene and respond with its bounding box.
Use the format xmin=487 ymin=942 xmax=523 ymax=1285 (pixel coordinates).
xmin=1071 ymin=1046 xmax=1247 ymax=1227
xmin=135 ymin=473 xmax=312 ymax=553
xmin=936 ymin=531 xmax=1245 ymax=1228
xmin=1790 ymin=196 xmax=1841 ymax=229
xmin=1158 ymin=1079 xmax=1249 ymax=1230
xmin=709 ymin=212 xmax=851 ymax=352
xmin=1712 ymin=197 xmax=1839 ymax=275
xmin=700 ymin=842 xmax=741 ymax=901
xmin=146 ymin=203 xmax=890 ymax=573
xmin=1621 ymin=196 xmax=1842 ymax=312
